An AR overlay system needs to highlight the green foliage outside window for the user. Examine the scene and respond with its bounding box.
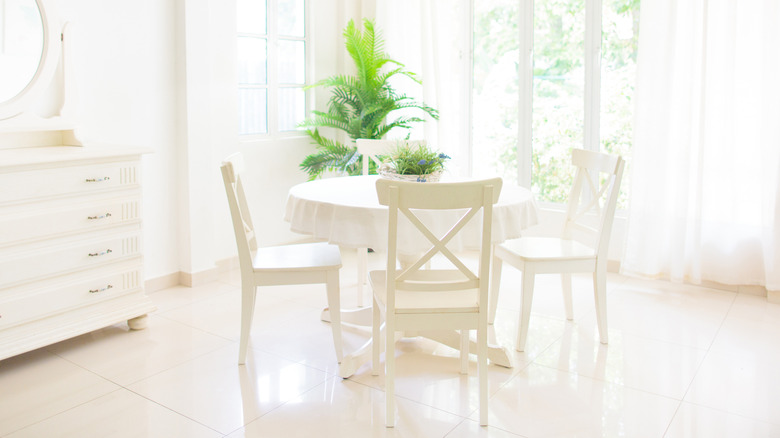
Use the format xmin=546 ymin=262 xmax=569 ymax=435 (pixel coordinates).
xmin=473 ymin=0 xmax=639 ymax=209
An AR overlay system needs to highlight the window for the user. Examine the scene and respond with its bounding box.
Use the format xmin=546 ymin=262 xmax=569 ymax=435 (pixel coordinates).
xmin=472 ymin=0 xmax=639 ymax=208
xmin=236 ymin=0 xmax=308 ymax=136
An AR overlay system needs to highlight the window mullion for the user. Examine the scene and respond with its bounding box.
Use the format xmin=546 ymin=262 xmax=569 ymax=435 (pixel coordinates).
xmin=267 ymin=0 xmax=278 ymax=134
xmin=516 ymin=0 xmax=534 ymax=189
xmin=584 ymin=0 xmax=602 ymax=152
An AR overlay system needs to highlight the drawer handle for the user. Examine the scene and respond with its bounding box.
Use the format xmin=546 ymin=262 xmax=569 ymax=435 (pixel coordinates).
xmin=89 ymin=284 xmax=113 ymax=294
xmin=85 ymin=176 xmax=111 ymax=182
xmin=87 ymin=213 xmax=113 ymax=220
xmin=88 ymin=249 xmax=113 ymax=257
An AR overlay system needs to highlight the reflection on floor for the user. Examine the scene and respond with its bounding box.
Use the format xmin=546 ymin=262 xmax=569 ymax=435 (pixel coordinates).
xmin=2 ymin=249 xmax=780 ymax=437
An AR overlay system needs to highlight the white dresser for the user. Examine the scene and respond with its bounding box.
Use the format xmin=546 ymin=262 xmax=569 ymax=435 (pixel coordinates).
xmin=0 ymin=145 xmax=156 ymax=361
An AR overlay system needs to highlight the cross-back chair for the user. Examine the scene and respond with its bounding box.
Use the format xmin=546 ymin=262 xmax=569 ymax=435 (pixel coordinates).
xmin=370 ymin=177 xmax=502 ymax=427
xmin=490 ymin=148 xmax=625 ymax=351
xmin=220 ymin=153 xmax=344 ymax=365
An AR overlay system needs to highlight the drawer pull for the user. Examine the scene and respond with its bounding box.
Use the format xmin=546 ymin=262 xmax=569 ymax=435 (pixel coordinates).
xmin=87 ymin=213 xmax=113 ymax=220
xmin=85 ymin=176 xmax=111 ymax=182
xmin=89 ymin=284 xmax=113 ymax=294
xmin=88 ymin=249 xmax=113 ymax=257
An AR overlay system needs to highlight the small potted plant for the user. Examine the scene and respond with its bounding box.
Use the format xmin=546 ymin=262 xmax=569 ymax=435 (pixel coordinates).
xmin=379 ymin=141 xmax=450 ymax=183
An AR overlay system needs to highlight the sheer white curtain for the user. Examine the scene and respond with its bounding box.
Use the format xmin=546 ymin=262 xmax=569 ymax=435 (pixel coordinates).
xmin=374 ymin=0 xmax=471 ymax=177
xmin=622 ymin=0 xmax=780 ymax=292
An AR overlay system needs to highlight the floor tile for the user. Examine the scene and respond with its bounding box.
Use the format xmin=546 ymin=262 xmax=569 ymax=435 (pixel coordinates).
xmin=245 ymin=304 xmax=370 ymax=376
xmin=684 ymin=348 xmax=780 ymax=426
xmin=149 ymin=281 xmax=237 ymax=313
xmin=533 ymin=323 xmax=708 ymax=399
xmin=128 ymin=344 xmax=330 ymax=435
xmin=0 ymin=349 xmax=119 ymax=436
xmin=157 ymin=286 xmax=311 ymax=342
xmin=350 ymin=335 xmax=517 ymax=418
xmin=492 ymin=271 xmax=608 ymax=322
xmin=708 ymin=293 xmax=780 ymax=356
xmin=445 ymin=419 xmax=527 ymax=437
xmin=227 ymin=378 xmax=465 ymax=437
xmin=486 ymin=364 xmax=680 ymax=438
xmin=665 ymin=402 xmax=780 ymax=438
xmin=491 ymin=309 xmax=569 ymax=367
xmin=5 ymin=389 xmax=220 ymax=438
xmin=45 ymin=315 xmax=231 ymax=386
xmin=592 ymin=279 xmax=735 ymax=349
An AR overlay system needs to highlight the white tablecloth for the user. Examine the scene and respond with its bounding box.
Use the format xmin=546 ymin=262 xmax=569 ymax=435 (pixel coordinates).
xmin=284 ymin=175 xmax=539 ymax=256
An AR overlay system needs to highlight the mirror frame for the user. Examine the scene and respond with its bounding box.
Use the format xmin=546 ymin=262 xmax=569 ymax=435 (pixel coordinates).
xmin=0 ymin=0 xmax=61 ymax=121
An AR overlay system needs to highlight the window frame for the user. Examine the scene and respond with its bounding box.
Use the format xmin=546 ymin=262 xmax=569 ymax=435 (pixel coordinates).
xmin=237 ymin=0 xmax=311 ymax=139
xmin=511 ymin=0 xmax=603 ymax=192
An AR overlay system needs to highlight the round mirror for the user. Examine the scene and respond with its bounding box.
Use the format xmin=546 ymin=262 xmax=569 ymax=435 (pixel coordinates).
xmin=0 ymin=0 xmax=44 ymax=103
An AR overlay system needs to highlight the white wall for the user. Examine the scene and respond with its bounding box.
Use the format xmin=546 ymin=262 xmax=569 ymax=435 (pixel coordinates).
xmin=53 ymin=0 xmax=370 ymax=286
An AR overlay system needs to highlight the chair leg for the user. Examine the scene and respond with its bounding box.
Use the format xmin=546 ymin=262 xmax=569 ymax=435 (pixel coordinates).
xmin=489 ymin=255 xmax=503 ymax=325
xmin=459 ymin=330 xmax=469 ymax=374
xmin=357 ymin=248 xmax=367 ymax=307
xmin=561 ymin=273 xmax=574 ymax=320
xmin=238 ymin=283 xmax=257 ymax=365
xmin=516 ymin=268 xmax=535 ymax=352
xmin=326 ymin=270 xmax=344 ymax=363
xmin=385 ymin=314 xmax=395 ymax=428
xmin=372 ymin=296 xmax=381 ymax=376
xmin=593 ymin=268 xmax=609 ymax=344
xmin=478 ymin=321 xmax=488 ymax=426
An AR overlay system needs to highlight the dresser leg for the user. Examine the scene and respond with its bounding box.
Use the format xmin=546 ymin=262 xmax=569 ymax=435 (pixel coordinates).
xmin=127 ymin=314 xmax=149 ymax=330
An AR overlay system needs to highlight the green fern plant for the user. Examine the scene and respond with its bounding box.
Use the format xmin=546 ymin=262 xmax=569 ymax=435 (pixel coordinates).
xmin=299 ymin=19 xmax=438 ymax=179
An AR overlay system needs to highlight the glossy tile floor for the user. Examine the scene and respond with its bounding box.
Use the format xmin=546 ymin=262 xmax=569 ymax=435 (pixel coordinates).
xmin=2 ymin=250 xmax=780 ymax=437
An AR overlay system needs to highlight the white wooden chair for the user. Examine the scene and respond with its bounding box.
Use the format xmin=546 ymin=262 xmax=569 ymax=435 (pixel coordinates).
xmin=220 ymin=153 xmax=344 ymax=365
xmin=370 ymin=177 xmax=502 ymax=427
xmin=490 ymin=149 xmax=625 ymax=352
xmin=354 ymin=139 xmax=424 ymax=308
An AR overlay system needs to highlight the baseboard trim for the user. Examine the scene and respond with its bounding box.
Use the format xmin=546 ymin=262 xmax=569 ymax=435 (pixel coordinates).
xmin=768 ymin=290 xmax=780 ymax=304
xmin=145 ymin=256 xmax=241 ymax=290
xmin=145 ymin=272 xmax=180 ymax=293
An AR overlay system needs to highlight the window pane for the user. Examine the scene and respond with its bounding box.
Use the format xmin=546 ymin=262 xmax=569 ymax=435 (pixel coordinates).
xmin=237 ymin=0 xmax=266 ymax=34
xmin=277 ymin=0 xmax=304 ymax=37
xmin=278 ymin=40 xmax=305 ymax=84
xmin=278 ymin=87 xmax=305 ymax=132
xmin=601 ymin=0 xmax=640 ymax=209
xmin=532 ymin=0 xmax=585 ymax=203
xmin=472 ymin=0 xmax=520 ymax=184
xmin=239 ymin=88 xmax=268 ymax=135
xmin=237 ymin=37 xmax=267 ymax=84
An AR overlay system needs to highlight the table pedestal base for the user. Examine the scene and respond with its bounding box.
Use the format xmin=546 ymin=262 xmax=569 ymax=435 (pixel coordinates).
xmin=322 ymin=307 xmax=513 ymax=378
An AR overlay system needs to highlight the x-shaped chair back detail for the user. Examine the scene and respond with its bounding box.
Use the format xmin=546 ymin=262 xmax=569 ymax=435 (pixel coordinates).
xmin=563 ymin=148 xmax=625 ymax=257
xmin=353 ymin=139 xmax=426 ymax=307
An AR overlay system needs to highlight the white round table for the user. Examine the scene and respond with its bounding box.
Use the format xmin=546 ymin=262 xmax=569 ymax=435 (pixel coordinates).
xmin=284 ymin=175 xmax=540 ymax=377
xmin=285 ymin=175 xmax=539 ymax=253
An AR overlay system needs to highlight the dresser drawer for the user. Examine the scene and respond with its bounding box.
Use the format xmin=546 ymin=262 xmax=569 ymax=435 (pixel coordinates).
xmin=0 ymin=195 xmax=141 ymax=246
xmin=0 ymin=230 xmax=142 ymax=287
xmin=0 ymin=264 xmax=143 ymax=330
xmin=0 ymin=161 xmax=141 ymax=204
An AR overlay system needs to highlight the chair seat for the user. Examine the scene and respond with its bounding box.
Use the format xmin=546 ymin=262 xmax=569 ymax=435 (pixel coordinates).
xmin=497 ymin=236 xmax=596 ymax=262
xmin=369 ymin=270 xmax=479 ymax=314
xmin=253 ymin=242 xmax=342 ymax=272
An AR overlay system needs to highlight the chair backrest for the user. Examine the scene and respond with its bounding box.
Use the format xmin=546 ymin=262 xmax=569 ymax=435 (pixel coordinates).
xmin=562 ymin=149 xmax=625 ymax=258
xmin=356 ymin=139 xmax=425 ymax=175
xmin=376 ymin=178 xmax=502 ymax=309
xmin=220 ymin=153 xmax=257 ymax=272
